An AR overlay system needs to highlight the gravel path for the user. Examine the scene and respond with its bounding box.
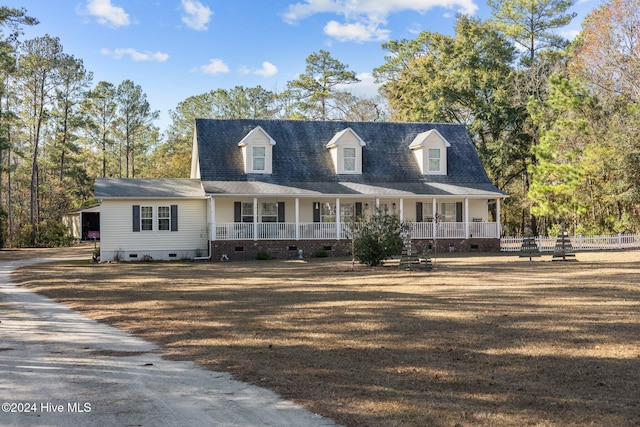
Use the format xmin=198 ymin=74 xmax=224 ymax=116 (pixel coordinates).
xmin=0 ymin=258 xmax=339 ymax=427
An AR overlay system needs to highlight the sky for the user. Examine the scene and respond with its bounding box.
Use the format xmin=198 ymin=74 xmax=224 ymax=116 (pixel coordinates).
xmin=5 ymin=0 xmax=600 ymax=134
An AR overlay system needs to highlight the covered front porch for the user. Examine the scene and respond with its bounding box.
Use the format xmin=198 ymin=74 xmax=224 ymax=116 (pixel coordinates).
xmin=208 ymin=196 xmax=502 ymax=241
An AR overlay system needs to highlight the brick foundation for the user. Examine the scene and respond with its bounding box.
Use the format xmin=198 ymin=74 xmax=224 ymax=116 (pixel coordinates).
xmin=210 ymin=238 xmax=499 ymax=261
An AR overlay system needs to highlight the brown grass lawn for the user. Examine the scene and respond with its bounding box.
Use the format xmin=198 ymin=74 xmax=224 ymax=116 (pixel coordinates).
xmin=7 ymin=246 xmax=640 ymax=426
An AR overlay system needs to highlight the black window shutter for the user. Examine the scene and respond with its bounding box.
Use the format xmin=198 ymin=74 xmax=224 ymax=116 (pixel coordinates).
xmin=133 ymin=205 xmax=140 ymax=232
xmin=313 ymin=202 xmax=320 ymax=223
xmin=456 ymin=202 xmax=463 ymax=222
xmin=277 ymin=202 xmax=285 ymax=222
xmin=234 ymin=202 xmax=241 ymax=223
xmin=170 ymin=205 xmax=178 ymax=232
xmin=355 ymin=202 xmax=362 ymax=218
xmin=416 ymin=202 xmax=423 ymax=223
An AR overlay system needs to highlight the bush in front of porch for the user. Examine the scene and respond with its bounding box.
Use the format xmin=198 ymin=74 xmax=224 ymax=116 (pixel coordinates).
xmin=350 ymin=211 xmax=406 ymax=266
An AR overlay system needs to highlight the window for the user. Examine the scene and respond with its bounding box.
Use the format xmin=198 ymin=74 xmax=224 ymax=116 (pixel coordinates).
xmin=158 ymin=206 xmax=170 ymax=230
xmin=343 ymin=147 xmax=356 ymax=172
xmin=439 ymin=202 xmax=456 ymax=222
xmin=252 ymin=146 xmax=265 ymax=171
xmin=340 ymin=203 xmax=355 ymax=223
xmin=428 ymin=148 xmax=440 ymax=172
xmin=242 ymin=202 xmax=254 ymax=222
xmin=261 ymin=203 xmax=278 ymax=223
xmin=423 ymin=203 xmax=434 ymax=221
xmin=321 ymin=203 xmax=356 ymax=223
xmin=141 ymin=206 xmax=153 ymax=231
xmin=320 ymin=203 xmax=336 ymax=223
xmin=133 ymin=205 xmax=177 ymax=232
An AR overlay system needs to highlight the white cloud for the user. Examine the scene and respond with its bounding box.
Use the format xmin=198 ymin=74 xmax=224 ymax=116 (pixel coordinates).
xmin=282 ymin=0 xmax=478 ymax=42
xmin=253 ymin=61 xmax=278 ymax=77
xmin=101 ymin=48 xmax=169 ymax=62
xmin=561 ymin=28 xmax=581 ymax=40
xmin=338 ymin=72 xmax=381 ymax=98
xmin=324 ymin=20 xmax=390 ymax=42
xmin=240 ymin=62 xmax=279 ymax=77
xmin=85 ymin=0 xmax=130 ymax=27
xmin=200 ymin=58 xmax=230 ymax=75
xmin=181 ymin=0 xmax=213 ymax=31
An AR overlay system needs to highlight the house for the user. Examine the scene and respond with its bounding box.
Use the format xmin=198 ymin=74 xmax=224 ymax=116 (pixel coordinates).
xmin=95 ymin=178 xmax=209 ymax=261
xmin=95 ymin=119 xmax=507 ymax=262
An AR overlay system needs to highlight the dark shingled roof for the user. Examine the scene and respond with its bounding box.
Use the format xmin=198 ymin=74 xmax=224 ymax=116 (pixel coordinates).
xmin=95 ymin=178 xmax=205 ymax=199
xmin=195 ymin=119 xmax=506 ymax=197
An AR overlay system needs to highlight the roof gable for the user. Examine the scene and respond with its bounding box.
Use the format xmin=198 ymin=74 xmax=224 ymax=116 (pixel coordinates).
xmin=325 ymin=128 xmax=366 ymax=149
xmin=237 ymin=126 xmax=276 ymax=147
xmin=409 ymin=129 xmax=451 ymax=149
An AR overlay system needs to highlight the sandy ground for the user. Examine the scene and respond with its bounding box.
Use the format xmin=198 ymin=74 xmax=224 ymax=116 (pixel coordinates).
xmin=3 ymin=245 xmax=640 ymax=426
xmin=0 ymin=256 xmax=339 ymax=427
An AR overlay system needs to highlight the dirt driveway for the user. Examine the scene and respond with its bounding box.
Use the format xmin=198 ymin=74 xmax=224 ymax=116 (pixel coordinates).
xmin=0 ymin=252 xmax=338 ymax=427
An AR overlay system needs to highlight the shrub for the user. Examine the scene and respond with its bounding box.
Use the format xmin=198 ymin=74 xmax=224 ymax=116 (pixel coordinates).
xmin=349 ymin=210 xmax=406 ymax=266
xmin=14 ymin=220 xmax=75 ymax=248
xmin=314 ymin=249 xmax=328 ymax=257
xmin=256 ymin=250 xmax=271 ymax=260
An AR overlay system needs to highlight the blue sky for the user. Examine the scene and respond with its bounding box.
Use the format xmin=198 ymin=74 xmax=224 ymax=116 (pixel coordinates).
xmin=5 ymin=0 xmax=599 ymax=133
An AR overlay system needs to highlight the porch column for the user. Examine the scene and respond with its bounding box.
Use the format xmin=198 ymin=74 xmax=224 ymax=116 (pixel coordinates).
xmin=496 ymin=198 xmax=501 ymax=238
xmin=336 ymin=198 xmax=341 ymax=240
xmin=253 ymin=197 xmax=258 ymax=241
xmin=376 ymin=198 xmax=380 ymax=210
xmin=432 ymin=198 xmax=437 ymax=238
xmin=464 ymin=198 xmax=469 ymax=238
xmin=295 ymin=198 xmax=300 ymax=240
xmin=210 ymin=197 xmax=216 ymax=241
xmin=399 ymin=198 xmax=404 ymax=220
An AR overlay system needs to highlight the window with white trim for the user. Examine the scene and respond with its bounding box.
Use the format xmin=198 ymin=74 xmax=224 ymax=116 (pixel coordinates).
xmin=261 ymin=202 xmax=278 ymax=223
xmin=321 ymin=203 xmax=356 ymax=223
xmin=343 ymin=147 xmax=356 ymax=172
xmin=241 ymin=202 xmax=253 ymax=223
xmin=141 ymin=206 xmax=153 ymax=231
xmin=252 ymin=146 xmax=266 ymax=171
xmin=158 ymin=206 xmax=170 ymax=231
xmin=428 ymin=148 xmax=441 ymax=172
xmin=439 ymin=202 xmax=456 ymax=222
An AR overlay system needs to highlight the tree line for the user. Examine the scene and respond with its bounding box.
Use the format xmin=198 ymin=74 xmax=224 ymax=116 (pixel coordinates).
xmin=1 ymin=0 xmax=638 ymax=247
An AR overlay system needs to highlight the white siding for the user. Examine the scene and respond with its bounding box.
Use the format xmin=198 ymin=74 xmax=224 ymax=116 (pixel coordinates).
xmin=100 ymin=198 xmax=208 ymax=262
xmin=468 ymin=199 xmax=488 ymax=221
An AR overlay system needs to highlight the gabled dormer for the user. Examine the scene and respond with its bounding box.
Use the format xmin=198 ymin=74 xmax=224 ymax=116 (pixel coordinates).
xmin=238 ymin=126 xmax=276 ymax=174
xmin=409 ymin=129 xmax=450 ymax=175
xmin=326 ymin=128 xmax=366 ymax=175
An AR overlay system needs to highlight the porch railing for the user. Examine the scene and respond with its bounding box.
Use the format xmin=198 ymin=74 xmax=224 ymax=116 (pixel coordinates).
xmin=214 ymin=221 xmax=500 ymax=241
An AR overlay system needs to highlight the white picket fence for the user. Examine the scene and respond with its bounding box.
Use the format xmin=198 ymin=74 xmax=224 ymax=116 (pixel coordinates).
xmin=501 ymin=233 xmax=640 ymax=252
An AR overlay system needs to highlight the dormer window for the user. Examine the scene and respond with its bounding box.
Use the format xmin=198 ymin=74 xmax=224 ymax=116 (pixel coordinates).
xmin=253 ymin=146 xmax=266 ymax=171
xmin=428 ymin=148 xmax=441 ymax=172
xmin=238 ymin=126 xmax=275 ymax=174
xmin=326 ymin=128 xmax=366 ymax=175
xmin=409 ymin=129 xmax=450 ymax=175
xmin=343 ymin=147 xmax=356 ymax=172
